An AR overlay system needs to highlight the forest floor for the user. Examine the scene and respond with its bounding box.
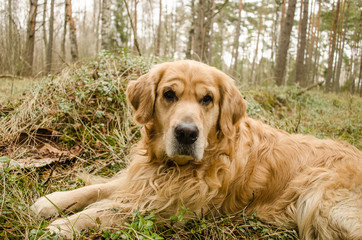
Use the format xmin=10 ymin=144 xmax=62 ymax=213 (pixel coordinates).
xmin=0 ymin=52 xmax=361 ymax=239
xmin=0 ymin=77 xmax=37 ymax=103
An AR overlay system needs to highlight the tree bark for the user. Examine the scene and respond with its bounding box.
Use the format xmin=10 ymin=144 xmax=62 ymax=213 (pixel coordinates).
xmin=280 ymin=0 xmax=286 ymax=36
xmin=274 ymin=0 xmax=297 ymax=86
xmin=24 ymin=0 xmax=38 ymax=76
xmin=232 ymin=0 xmax=243 ymax=77
xmin=133 ymin=0 xmax=138 ymax=53
xmin=207 ymin=0 xmax=215 ymax=64
xmin=46 ymin=0 xmax=54 ymax=73
xmin=305 ymin=0 xmax=316 ymax=86
xmin=155 ymin=0 xmax=162 ymax=56
xmin=61 ymin=0 xmax=66 ymax=60
xmin=270 ymin=4 xmax=279 ymax=72
xmin=194 ymin=0 xmax=205 ymax=61
xmin=65 ymin=0 xmax=79 ymax=62
xmin=186 ymin=0 xmax=195 ymax=59
xmin=250 ymin=6 xmax=263 ymax=84
xmin=359 ymin=52 xmax=362 ymax=96
xmin=101 ymin=0 xmax=112 ymax=50
xmin=8 ymin=0 xmax=13 ymax=74
xmin=96 ymin=0 xmax=101 ymax=53
xmin=325 ymin=0 xmax=340 ymax=92
xmin=123 ymin=0 xmax=141 ymax=55
xmin=43 ymin=0 xmax=48 ymax=52
xmin=294 ymin=0 xmax=309 ymax=86
xmin=312 ymin=0 xmax=321 ymax=84
xmin=334 ymin=0 xmax=349 ymax=93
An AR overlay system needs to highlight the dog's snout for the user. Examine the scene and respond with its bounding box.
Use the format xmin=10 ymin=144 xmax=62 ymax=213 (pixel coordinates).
xmin=174 ymin=123 xmax=199 ymax=145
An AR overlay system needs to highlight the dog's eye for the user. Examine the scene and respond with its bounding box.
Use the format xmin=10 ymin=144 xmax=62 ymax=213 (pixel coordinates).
xmin=163 ymin=90 xmax=177 ymax=102
xmin=201 ymin=95 xmax=213 ymax=106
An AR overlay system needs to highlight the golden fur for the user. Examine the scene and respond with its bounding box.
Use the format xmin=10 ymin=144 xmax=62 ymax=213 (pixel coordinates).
xmin=31 ymin=60 xmax=362 ymax=239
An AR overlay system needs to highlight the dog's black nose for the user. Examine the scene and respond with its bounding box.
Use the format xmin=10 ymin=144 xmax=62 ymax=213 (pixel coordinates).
xmin=174 ymin=123 xmax=199 ymax=145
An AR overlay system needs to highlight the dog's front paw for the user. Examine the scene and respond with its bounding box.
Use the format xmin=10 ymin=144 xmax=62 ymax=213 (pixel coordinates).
xmin=47 ymin=218 xmax=74 ymax=239
xmin=31 ymin=192 xmax=66 ymax=218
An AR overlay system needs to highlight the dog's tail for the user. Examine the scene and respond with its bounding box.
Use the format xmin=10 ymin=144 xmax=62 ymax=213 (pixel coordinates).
xmin=296 ymin=185 xmax=324 ymax=240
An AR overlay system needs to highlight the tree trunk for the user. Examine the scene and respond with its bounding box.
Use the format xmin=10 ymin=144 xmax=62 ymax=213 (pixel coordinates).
xmin=194 ymin=0 xmax=205 ymax=61
xmin=101 ymin=0 xmax=112 ymax=50
xmin=42 ymin=0 xmax=48 ymax=52
xmin=280 ymin=0 xmax=286 ymax=36
xmin=296 ymin=0 xmax=303 ymax=51
xmin=359 ymin=52 xmax=362 ymax=96
xmin=65 ymin=0 xmax=79 ymax=62
xmin=207 ymin=0 xmax=215 ymax=64
xmin=232 ymin=0 xmax=243 ymax=77
xmin=133 ymin=0 xmax=138 ymax=53
xmin=96 ymin=0 xmax=101 ymax=53
xmin=305 ymin=0 xmax=316 ymax=86
xmin=274 ymin=0 xmax=297 ymax=86
xmin=8 ymin=0 xmax=12 ymax=72
xmin=186 ymin=0 xmax=195 ymax=59
xmin=312 ymin=0 xmax=321 ymax=84
xmin=46 ymin=0 xmax=54 ymax=73
xmin=250 ymin=6 xmax=263 ymax=84
xmin=24 ymin=0 xmax=38 ymax=76
xmin=325 ymin=0 xmax=340 ymax=92
xmin=155 ymin=0 xmax=162 ymax=56
xmin=294 ymin=0 xmax=309 ymax=86
xmin=334 ymin=0 xmax=350 ymax=93
xmin=61 ymin=0 xmax=66 ymax=60
xmin=270 ymin=4 xmax=279 ymax=72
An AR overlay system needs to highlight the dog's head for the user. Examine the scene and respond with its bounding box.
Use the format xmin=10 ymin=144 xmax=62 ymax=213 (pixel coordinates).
xmin=127 ymin=60 xmax=246 ymax=165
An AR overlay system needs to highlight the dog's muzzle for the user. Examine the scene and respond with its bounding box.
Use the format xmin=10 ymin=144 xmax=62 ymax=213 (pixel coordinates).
xmin=165 ymin=122 xmax=204 ymax=164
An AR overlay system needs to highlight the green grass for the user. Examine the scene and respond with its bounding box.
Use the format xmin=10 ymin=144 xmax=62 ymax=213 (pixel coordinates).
xmin=0 ymin=51 xmax=361 ymax=239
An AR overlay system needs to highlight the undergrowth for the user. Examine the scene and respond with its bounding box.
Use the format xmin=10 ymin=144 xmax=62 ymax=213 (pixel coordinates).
xmin=0 ymin=51 xmax=361 ymax=239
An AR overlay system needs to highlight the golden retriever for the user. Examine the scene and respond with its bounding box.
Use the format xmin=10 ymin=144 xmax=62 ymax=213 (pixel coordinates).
xmin=31 ymin=60 xmax=362 ymax=239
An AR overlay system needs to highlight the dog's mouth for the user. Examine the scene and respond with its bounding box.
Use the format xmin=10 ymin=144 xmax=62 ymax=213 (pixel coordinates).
xmin=167 ymin=143 xmax=199 ymax=165
xmin=169 ymin=154 xmax=195 ymax=165
xmin=165 ymin=122 xmax=205 ymax=165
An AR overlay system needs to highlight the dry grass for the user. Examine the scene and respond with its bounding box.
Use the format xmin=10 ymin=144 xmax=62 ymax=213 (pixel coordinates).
xmin=0 ymin=51 xmax=361 ymax=239
xmin=0 ymin=77 xmax=37 ymax=103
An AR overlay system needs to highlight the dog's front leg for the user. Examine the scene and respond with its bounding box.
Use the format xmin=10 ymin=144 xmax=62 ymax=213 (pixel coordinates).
xmin=47 ymin=199 xmax=128 ymax=239
xmin=31 ymin=179 xmax=120 ymax=218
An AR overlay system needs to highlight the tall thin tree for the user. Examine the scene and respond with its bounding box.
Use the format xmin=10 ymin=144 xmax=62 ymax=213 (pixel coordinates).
xmin=232 ymin=0 xmax=243 ymax=77
xmin=294 ymin=0 xmax=309 ymax=86
xmin=101 ymin=0 xmax=112 ymax=50
xmin=155 ymin=0 xmax=162 ymax=56
xmin=250 ymin=3 xmax=263 ymax=84
xmin=186 ymin=0 xmax=195 ymax=59
xmin=61 ymin=0 xmax=67 ymax=60
xmin=325 ymin=0 xmax=340 ymax=92
xmin=43 ymin=0 xmax=48 ymax=55
xmin=65 ymin=0 xmax=79 ymax=62
xmin=46 ymin=0 xmax=55 ymax=73
xmin=274 ymin=0 xmax=297 ymax=86
xmin=334 ymin=0 xmax=350 ymax=93
xmin=24 ymin=0 xmax=38 ymax=75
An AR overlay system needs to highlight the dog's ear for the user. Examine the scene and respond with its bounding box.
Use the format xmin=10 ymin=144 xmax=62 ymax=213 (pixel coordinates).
xmin=218 ymin=73 xmax=247 ymax=138
xmin=126 ymin=66 xmax=164 ymax=124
